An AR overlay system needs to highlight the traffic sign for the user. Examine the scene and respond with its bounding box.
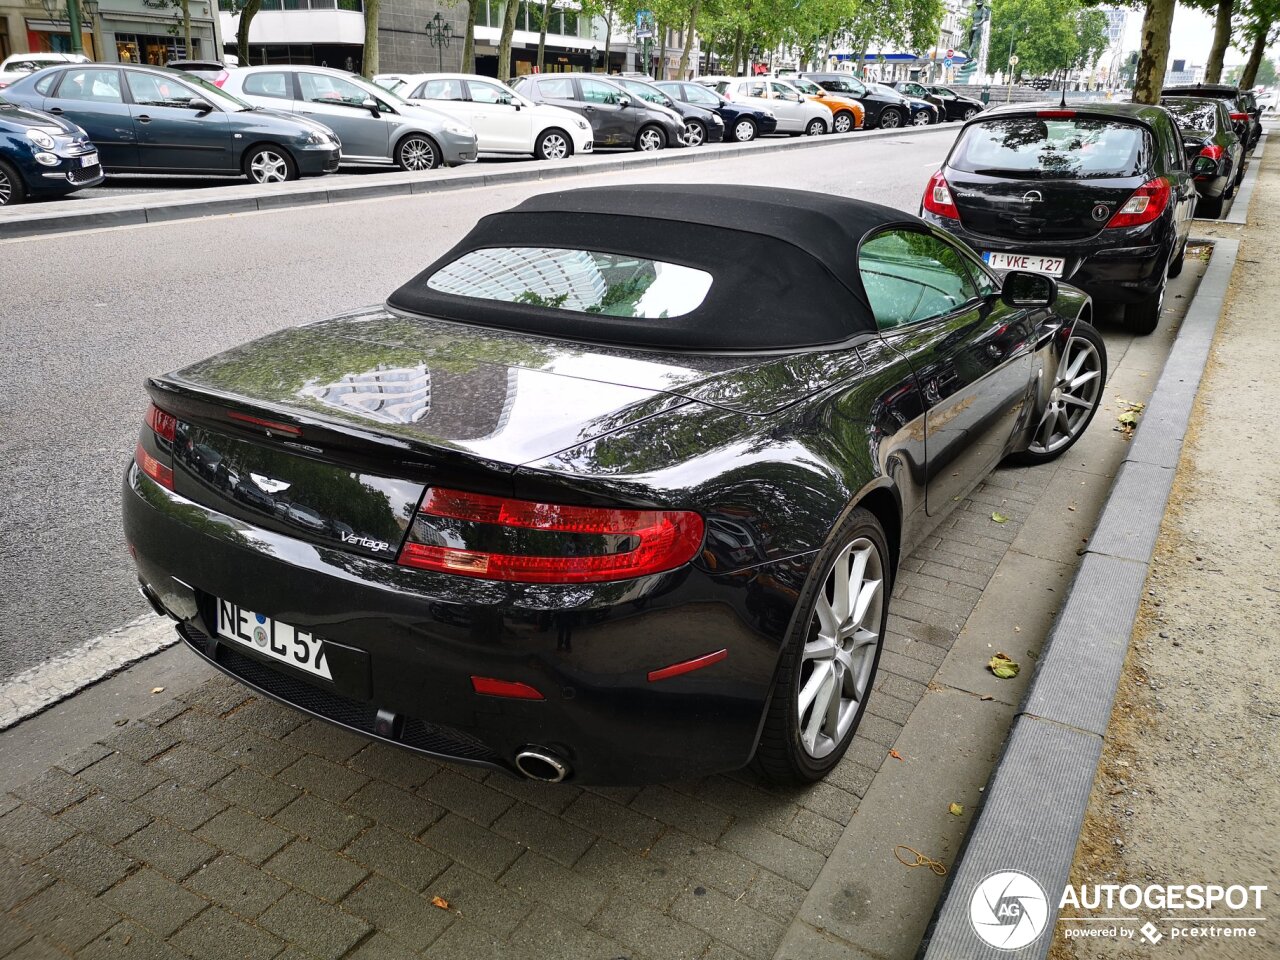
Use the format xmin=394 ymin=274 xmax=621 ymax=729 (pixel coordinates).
xmin=946 ymin=48 xmax=954 ymax=59
xmin=1009 ymin=54 xmax=1020 ymax=65
xmin=943 ymin=58 xmax=953 ymax=68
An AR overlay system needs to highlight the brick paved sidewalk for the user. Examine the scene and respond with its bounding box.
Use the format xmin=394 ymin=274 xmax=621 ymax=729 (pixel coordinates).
xmin=0 ymin=302 xmax=1196 ymax=960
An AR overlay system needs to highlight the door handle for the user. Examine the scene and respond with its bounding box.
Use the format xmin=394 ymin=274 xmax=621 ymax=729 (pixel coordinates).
xmin=48 ymin=107 xmax=63 ymax=114
xmin=137 ymin=114 xmax=151 ymax=123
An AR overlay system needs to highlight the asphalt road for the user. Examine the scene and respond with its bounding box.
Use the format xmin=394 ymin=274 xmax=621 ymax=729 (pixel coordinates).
xmin=0 ymin=128 xmax=960 ymax=682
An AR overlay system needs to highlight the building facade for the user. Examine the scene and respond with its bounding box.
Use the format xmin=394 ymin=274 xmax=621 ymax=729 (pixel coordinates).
xmin=3 ymin=0 xmax=221 ymax=62
xmin=218 ymin=0 xmax=364 ymax=69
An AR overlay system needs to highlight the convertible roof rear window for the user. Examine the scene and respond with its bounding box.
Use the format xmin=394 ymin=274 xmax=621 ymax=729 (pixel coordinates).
xmin=425 ymin=247 xmax=713 ymax=320
xmin=951 ymin=116 xmax=1150 ymax=180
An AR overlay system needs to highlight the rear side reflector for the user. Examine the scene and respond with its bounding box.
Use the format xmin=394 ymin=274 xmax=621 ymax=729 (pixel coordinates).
xmin=227 ymin=410 xmax=302 ymax=436
xmin=398 ymin=487 xmax=705 ymax=583
xmin=1106 ymin=177 xmax=1171 ymax=228
xmin=922 ymin=171 xmax=960 ymax=220
xmin=648 ymin=648 xmax=729 ymax=682
xmin=471 ymin=676 xmax=545 ymax=700
xmin=135 ymin=442 xmax=174 ymax=490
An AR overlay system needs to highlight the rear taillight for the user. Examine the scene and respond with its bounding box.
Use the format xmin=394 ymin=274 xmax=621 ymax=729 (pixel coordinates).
xmin=213 ymin=70 xmax=229 ymax=88
xmin=1230 ymin=111 xmax=1249 ymax=122
xmin=1105 ymin=177 xmax=1170 ymax=228
xmin=1199 ymin=144 xmax=1224 ymax=160
xmin=922 ymin=170 xmax=960 ymax=220
xmin=136 ymin=403 xmax=176 ymax=489
xmin=397 ymin=487 xmax=705 ymax=583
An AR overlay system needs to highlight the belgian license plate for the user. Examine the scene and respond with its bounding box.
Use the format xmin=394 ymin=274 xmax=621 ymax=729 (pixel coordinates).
xmin=216 ymin=600 xmax=332 ymax=680
xmin=983 ymin=251 xmax=1065 ymax=276
xmin=80 ymin=152 xmax=98 ymax=167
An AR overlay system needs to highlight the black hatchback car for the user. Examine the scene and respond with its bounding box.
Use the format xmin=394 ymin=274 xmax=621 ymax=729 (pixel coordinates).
xmin=654 ymin=79 xmax=779 ymax=142
xmin=611 ymin=75 xmax=725 ymax=146
xmin=798 ymin=72 xmax=909 ymax=129
xmin=511 ymin=73 xmax=685 ymax=151
xmin=1161 ymin=96 xmax=1245 ymax=218
xmin=1162 ymin=83 xmax=1261 ymax=150
xmin=124 ymin=185 xmax=1104 ymax=786
xmin=921 ymin=101 xmax=1196 ymax=334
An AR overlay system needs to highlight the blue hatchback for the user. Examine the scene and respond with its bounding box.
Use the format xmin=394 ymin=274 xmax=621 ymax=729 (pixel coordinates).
xmin=0 ymin=97 xmax=102 ymax=205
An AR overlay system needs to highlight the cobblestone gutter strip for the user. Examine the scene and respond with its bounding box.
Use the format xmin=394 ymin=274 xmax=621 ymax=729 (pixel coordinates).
xmin=0 ymin=614 xmax=176 ymax=731
xmin=0 ymin=123 xmax=952 ymax=240
xmin=918 ymin=236 xmax=1240 ymax=960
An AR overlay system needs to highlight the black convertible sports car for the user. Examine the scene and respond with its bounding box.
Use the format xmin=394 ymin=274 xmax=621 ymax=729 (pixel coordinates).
xmin=124 ymin=186 xmax=1106 ymax=786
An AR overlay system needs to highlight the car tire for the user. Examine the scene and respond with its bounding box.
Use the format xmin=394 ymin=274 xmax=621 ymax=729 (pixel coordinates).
xmin=911 ymin=110 xmax=931 ymax=126
xmin=0 ymin=159 xmax=27 ymax=206
xmin=1197 ymin=194 xmax=1223 ymax=219
xmin=1125 ymin=282 xmax=1165 ymax=335
xmin=1011 ymin=320 xmax=1107 ymax=465
xmin=1167 ymin=239 xmax=1187 ymax=278
xmin=635 ymin=125 xmax=666 ymax=151
xmin=683 ymin=119 xmax=707 ymax=147
xmin=832 ymin=110 xmax=854 ymax=133
xmin=534 ymin=127 xmax=572 ymax=160
xmin=805 ymin=117 xmax=827 ymax=136
xmin=754 ymin=507 xmax=890 ymax=785
xmin=242 ymin=145 xmax=298 ymax=184
xmin=732 ymin=118 xmax=758 ymax=142
xmin=878 ymin=107 xmax=905 ymax=129
xmin=963 ymin=107 xmax=979 ymax=121
xmin=395 ymin=133 xmax=441 ymax=171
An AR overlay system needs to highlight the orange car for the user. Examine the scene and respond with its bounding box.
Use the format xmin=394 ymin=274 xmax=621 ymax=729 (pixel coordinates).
xmin=786 ymin=75 xmax=865 ymax=133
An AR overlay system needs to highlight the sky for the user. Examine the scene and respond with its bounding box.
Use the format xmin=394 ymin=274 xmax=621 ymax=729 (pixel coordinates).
xmin=1121 ymin=5 xmax=1270 ymax=67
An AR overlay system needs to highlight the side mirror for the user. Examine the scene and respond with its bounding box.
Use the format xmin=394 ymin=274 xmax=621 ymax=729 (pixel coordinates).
xmin=188 ymin=98 xmax=214 ymax=113
xmin=617 ymin=95 xmax=631 ymax=108
xmin=1001 ymin=270 xmax=1058 ymax=308
xmin=1191 ymin=155 xmax=1218 ymax=176
xmin=362 ymin=97 xmax=381 ymax=116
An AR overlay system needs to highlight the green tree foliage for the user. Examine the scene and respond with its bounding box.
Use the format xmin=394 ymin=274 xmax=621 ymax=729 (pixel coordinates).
xmin=985 ymin=0 xmax=1109 ymax=81
xmin=1227 ymin=56 xmax=1277 ymax=84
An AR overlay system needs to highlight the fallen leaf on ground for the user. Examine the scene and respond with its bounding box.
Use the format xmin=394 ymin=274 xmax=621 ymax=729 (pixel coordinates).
xmin=431 ymin=896 xmax=450 ymax=910
xmin=991 ymin=512 xmax=1008 ymax=524
xmin=889 ymin=749 xmax=905 ymax=761
xmin=948 ymin=802 xmax=964 ymax=816
xmin=150 ymin=687 xmax=165 ymax=694
xmin=988 ymin=653 xmax=1020 ymax=679
xmin=980 ymin=695 xmax=994 ymax=701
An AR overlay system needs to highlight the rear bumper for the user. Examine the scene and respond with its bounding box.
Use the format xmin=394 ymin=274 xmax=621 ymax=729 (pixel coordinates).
xmin=123 ymin=464 xmax=808 ymax=785
xmin=923 ymin=212 xmax=1174 ymax=304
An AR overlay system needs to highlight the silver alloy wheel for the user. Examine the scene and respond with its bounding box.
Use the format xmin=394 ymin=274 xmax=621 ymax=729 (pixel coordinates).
xmin=539 ymin=132 xmax=569 ymax=159
xmin=797 ymin=537 xmax=884 ymax=759
xmin=911 ymin=110 xmax=931 ymax=126
xmin=249 ymin=150 xmax=289 ymax=183
xmin=734 ymin=119 xmax=755 ymax=141
xmin=1029 ymin=333 xmax=1103 ymax=455
xmin=964 ymin=107 xmax=978 ymax=120
xmin=638 ymin=127 xmax=664 ymax=151
xmin=805 ymin=118 xmax=826 ymax=136
xmin=880 ymin=109 xmax=902 ymax=128
xmin=400 ymin=137 xmax=436 ymax=170
xmin=833 ymin=113 xmax=853 ymax=133
xmin=0 ymin=167 xmax=12 ymax=205
xmin=683 ymin=121 xmax=705 ymax=146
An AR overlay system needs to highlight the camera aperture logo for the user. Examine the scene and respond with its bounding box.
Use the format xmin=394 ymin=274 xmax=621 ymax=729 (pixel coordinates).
xmin=970 ymin=871 xmax=1050 ymax=949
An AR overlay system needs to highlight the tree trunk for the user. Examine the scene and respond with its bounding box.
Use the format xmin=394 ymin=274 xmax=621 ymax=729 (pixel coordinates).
xmin=731 ymin=25 xmax=743 ymax=76
xmin=181 ymin=0 xmax=193 ymax=59
xmin=462 ymin=0 xmax=479 ymax=73
xmin=1132 ymin=0 xmax=1176 ymax=104
xmin=537 ymin=0 xmax=550 ymax=72
xmin=498 ymin=0 xmax=520 ymax=81
xmin=362 ymin=0 xmax=380 ymax=77
xmin=604 ymin=2 xmax=614 ymax=72
xmin=678 ymin=0 xmax=699 ymax=78
xmin=236 ymin=0 xmax=260 ymax=65
xmin=1241 ymin=28 xmax=1269 ymax=88
xmin=1205 ymin=0 xmax=1233 ymax=83
xmin=657 ymin=23 xmax=667 ymax=79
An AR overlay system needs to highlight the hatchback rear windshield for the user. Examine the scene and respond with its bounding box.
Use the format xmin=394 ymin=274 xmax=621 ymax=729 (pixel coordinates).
xmin=950 ymin=116 xmax=1151 ymax=179
xmin=425 ymin=247 xmax=713 ymax=319
xmin=1162 ymin=99 xmax=1219 ymax=131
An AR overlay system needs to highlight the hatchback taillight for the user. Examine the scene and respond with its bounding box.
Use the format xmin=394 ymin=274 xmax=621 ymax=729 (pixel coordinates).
xmin=136 ymin=402 xmax=176 ymax=489
xmin=1106 ymin=177 xmax=1171 ymax=228
xmin=397 ymin=487 xmax=705 ymax=583
xmin=1199 ymin=144 xmax=1224 ymax=160
xmin=922 ymin=170 xmax=960 ymax=220
xmin=1230 ymin=111 xmax=1249 ymax=122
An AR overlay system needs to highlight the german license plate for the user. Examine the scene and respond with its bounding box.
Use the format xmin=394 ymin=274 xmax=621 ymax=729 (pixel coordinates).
xmin=80 ymin=152 xmax=98 ymax=167
xmin=216 ymin=600 xmax=332 ymax=680
xmin=982 ymin=251 xmax=1065 ymax=276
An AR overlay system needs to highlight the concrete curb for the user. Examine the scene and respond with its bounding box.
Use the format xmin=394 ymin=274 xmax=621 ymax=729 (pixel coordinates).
xmin=0 ymin=122 xmax=953 ymax=240
xmin=1224 ymin=133 xmax=1266 ymax=225
xmin=918 ymin=234 xmax=1240 ymax=960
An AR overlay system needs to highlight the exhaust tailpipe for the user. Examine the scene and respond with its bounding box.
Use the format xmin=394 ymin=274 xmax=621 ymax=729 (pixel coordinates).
xmin=514 ymin=748 xmax=570 ymax=783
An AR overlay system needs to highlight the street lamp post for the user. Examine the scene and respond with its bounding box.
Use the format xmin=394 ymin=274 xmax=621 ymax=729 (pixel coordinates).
xmin=82 ymin=0 xmax=102 ymax=60
xmin=41 ymin=0 xmax=84 ymax=54
xmin=425 ymin=12 xmax=453 ymax=73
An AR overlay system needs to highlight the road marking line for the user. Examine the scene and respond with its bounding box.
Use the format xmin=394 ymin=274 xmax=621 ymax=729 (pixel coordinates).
xmin=0 ymin=613 xmax=178 ymax=731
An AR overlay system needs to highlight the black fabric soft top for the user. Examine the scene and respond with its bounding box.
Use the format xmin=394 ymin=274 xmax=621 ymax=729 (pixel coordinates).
xmin=386 ymin=185 xmax=915 ymax=352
